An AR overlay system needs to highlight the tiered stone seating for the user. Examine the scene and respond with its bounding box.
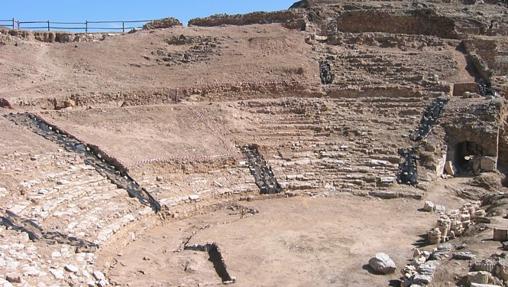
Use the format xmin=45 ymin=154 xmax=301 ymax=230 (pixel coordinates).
xmin=232 ymin=92 xmax=440 ymax=195
xmin=132 ymin=164 xmax=259 ymax=215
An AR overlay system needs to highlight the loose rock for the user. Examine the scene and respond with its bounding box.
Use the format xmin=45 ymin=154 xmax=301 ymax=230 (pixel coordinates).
xmin=5 ymin=274 xmax=20 ymax=284
xmin=49 ymin=268 xmax=64 ymax=280
xmin=453 ymin=251 xmax=476 ymax=260
xmin=368 ymin=253 xmax=396 ymax=274
xmin=468 ymin=271 xmax=496 ymax=285
xmin=65 ymin=264 xmax=79 ymax=273
xmin=93 ymin=271 xmax=106 ymax=281
xmin=0 ymin=279 xmax=13 ymax=287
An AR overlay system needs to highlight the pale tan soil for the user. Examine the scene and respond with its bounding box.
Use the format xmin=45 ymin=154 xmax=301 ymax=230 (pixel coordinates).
xmin=423 ymin=178 xmax=473 ymax=210
xmin=43 ymin=104 xmax=242 ymax=168
xmin=0 ymin=25 xmax=318 ymax=104
xmin=99 ymin=195 xmax=437 ymax=287
xmin=0 ymin=116 xmax=58 ymax=155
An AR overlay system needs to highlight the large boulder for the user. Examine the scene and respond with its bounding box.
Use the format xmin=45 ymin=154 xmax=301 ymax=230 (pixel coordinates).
xmin=368 ymin=253 xmax=397 ymax=274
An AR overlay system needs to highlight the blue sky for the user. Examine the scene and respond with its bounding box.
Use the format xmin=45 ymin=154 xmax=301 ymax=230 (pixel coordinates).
xmin=0 ymin=1 xmax=296 ymax=30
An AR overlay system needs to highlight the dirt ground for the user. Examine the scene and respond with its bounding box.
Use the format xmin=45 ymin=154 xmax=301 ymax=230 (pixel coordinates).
xmin=0 ymin=25 xmax=318 ymax=105
xmin=43 ymin=104 xmax=242 ymax=168
xmin=98 ymin=195 xmax=437 ymax=287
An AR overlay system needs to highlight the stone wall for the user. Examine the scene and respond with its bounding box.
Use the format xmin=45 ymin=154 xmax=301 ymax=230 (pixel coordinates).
xmin=142 ymin=17 xmax=182 ymax=29
xmin=0 ymin=29 xmax=112 ymax=43
xmin=453 ymin=83 xmax=480 ymax=97
xmin=335 ymin=9 xmax=458 ymax=39
xmin=188 ymin=11 xmax=306 ymax=30
xmin=442 ymin=97 xmax=503 ymax=173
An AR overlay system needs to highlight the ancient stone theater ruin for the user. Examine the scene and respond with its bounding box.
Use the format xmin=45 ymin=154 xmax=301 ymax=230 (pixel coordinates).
xmin=0 ymin=0 xmax=508 ymax=286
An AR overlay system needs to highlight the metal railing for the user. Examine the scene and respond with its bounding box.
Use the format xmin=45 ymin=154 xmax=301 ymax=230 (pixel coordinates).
xmin=0 ymin=18 xmax=153 ymax=33
xmin=0 ymin=18 xmax=15 ymax=29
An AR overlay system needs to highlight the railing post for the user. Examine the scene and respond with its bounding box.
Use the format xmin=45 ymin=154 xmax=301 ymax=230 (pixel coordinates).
xmin=12 ymin=18 xmax=15 ymax=29
xmin=85 ymin=20 xmax=88 ymax=33
xmin=47 ymin=20 xmax=50 ymax=31
xmin=122 ymin=21 xmax=125 ymax=33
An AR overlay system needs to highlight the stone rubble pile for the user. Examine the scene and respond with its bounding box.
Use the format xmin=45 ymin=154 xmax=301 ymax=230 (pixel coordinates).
xmin=466 ymin=253 xmax=508 ymax=287
xmin=401 ymin=245 xmax=450 ymax=287
xmin=401 ymin=243 xmax=484 ymax=286
xmin=427 ymin=201 xmax=486 ymax=244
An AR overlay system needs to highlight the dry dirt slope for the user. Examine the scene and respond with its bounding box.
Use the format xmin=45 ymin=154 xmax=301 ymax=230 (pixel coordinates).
xmin=0 ymin=24 xmax=319 ymax=107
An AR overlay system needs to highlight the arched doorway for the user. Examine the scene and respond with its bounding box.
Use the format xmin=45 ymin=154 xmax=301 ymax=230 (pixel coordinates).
xmin=453 ymin=141 xmax=484 ymax=175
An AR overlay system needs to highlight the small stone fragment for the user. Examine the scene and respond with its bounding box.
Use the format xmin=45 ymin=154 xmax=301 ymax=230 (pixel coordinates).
xmin=444 ymin=161 xmax=456 ymax=176
xmin=473 ymin=259 xmax=497 ymax=273
xmin=0 ymin=187 xmax=7 ymax=197
xmin=453 ymin=251 xmax=476 ymax=260
xmin=467 ymin=271 xmax=494 ymax=285
xmin=494 ymin=258 xmax=508 ymax=281
xmin=0 ymin=279 xmax=13 ymax=287
xmin=413 ymin=274 xmax=433 ymax=285
xmin=49 ymin=268 xmax=64 ymax=280
xmin=64 ymin=264 xmax=78 ymax=273
xmin=418 ymin=260 xmax=439 ymax=275
xmin=422 ymin=201 xmax=435 ymax=212
xmin=435 ymin=205 xmax=446 ymax=213
xmin=437 ymin=243 xmax=453 ymax=252
xmin=430 ymin=250 xmax=450 ymax=260
xmin=456 ymin=243 xmax=468 ymax=250
xmin=93 ymin=271 xmax=106 ymax=281
xmin=5 ymin=274 xmax=21 ymax=283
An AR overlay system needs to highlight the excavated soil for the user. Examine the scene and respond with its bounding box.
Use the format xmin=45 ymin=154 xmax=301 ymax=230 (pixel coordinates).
xmin=98 ymin=196 xmax=437 ymax=287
